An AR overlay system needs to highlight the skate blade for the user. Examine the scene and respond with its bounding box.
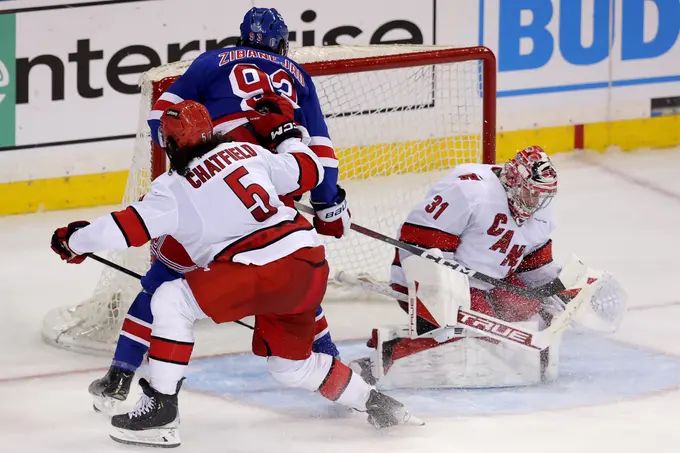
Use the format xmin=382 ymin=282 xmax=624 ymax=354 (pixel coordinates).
xmin=110 ymin=425 xmax=180 ymax=448
xmin=368 ymin=411 xmax=425 ymax=429
xmin=92 ymin=395 xmax=122 ymax=416
xmin=402 ymin=412 xmax=425 ymax=426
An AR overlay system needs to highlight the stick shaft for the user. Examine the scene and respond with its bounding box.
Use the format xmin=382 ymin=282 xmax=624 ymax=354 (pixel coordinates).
xmin=87 ymin=253 xmax=143 ymax=279
xmin=86 ymin=253 xmax=254 ymax=331
xmin=295 ymin=202 xmax=564 ymax=299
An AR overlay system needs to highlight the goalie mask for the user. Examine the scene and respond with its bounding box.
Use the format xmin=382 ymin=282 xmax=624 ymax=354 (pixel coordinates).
xmin=500 ymin=146 xmax=558 ymax=225
xmin=159 ymin=100 xmax=213 ymax=175
xmin=239 ymin=7 xmax=289 ymax=56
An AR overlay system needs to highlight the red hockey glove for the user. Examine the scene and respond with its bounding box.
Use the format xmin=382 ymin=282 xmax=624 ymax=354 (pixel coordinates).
xmin=311 ymin=186 xmax=351 ymax=239
xmin=249 ymin=93 xmax=302 ymax=151
xmin=51 ymin=220 xmax=90 ymax=264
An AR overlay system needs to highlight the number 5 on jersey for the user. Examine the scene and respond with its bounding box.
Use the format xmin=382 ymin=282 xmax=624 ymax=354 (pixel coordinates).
xmin=224 ymin=167 xmax=278 ymax=222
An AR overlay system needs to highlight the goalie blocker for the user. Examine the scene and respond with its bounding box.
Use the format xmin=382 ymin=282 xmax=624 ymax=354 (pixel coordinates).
xmin=351 ymin=251 xmax=626 ymax=390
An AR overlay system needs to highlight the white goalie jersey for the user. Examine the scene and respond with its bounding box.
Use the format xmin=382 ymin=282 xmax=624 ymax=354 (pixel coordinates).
xmin=391 ymin=163 xmax=559 ymax=292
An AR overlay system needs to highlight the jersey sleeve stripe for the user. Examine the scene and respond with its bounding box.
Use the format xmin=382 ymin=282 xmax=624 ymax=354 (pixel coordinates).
xmin=318 ymin=358 xmax=352 ymax=401
xmin=318 ymin=157 xmax=339 ymax=168
xmin=158 ymin=91 xmax=184 ymax=104
xmin=516 ymin=239 xmax=553 ymax=272
xmin=149 ymin=95 xmax=184 ymax=121
xmin=309 ymin=136 xmax=333 ymax=148
xmin=287 ymin=152 xmax=320 ymax=197
xmin=399 ymin=222 xmax=461 ymax=253
xmin=148 ymin=336 xmax=194 ymax=366
xmin=111 ymin=206 xmax=151 ymax=247
xmin=309 ymin=144 xmax=336 ymax=159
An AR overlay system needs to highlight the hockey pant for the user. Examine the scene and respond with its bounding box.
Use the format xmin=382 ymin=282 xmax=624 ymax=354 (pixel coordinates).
xmin=148 ymin=246 xmax=371 ymax=409
xmin=113 ymin=260 xmax=337 ymax=372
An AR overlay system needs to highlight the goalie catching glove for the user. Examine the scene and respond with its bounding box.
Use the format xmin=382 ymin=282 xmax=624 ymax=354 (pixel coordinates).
xmin=50 ymin=220 xmax=90 ymax=264
xmin=311 ymin=186 xmax=351 ymax=239
xmin=249 ymin=93 xmax=302 ymax=151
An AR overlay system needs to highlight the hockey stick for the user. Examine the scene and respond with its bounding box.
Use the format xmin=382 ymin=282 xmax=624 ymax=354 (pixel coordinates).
xmin=335 ymin=271 xmax=552 ymax=351
xmin=295 ymin=202 xmax=565 ymax=299
xmin=86 ymin=253 xmax=255 ymax=331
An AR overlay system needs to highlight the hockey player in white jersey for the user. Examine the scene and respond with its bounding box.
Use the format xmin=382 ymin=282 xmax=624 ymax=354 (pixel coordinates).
xmin=51 ymin=95 xmax=421 ymax=447
xmin=356 ymin=146 xmax=560 ymax=387
xmin=354 ymin=145 xmax=625 ymax=389
xmin=391 ymin=145 xmax=560 ymax=326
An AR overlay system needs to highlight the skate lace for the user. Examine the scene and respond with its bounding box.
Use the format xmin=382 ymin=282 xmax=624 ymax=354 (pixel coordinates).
xmin=129 ymin=394 xmax=155 ymax=419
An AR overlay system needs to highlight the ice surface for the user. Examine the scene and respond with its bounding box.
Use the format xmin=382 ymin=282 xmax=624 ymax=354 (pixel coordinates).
xmin=1 ymin=148 xmax=679 ymax=452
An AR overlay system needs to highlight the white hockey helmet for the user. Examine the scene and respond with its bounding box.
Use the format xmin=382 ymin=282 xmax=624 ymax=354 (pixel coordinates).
xmin=499 ymin=145 xmax=558 ymax=225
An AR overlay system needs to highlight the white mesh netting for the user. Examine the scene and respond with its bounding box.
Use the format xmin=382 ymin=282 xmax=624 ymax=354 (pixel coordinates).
xmin=42 ymin=45 xmax=494 ymax=353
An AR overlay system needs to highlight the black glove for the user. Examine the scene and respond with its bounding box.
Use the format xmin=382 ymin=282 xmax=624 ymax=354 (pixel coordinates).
xmin=51 ymin=220 xmax=90 ymax=264
xmin=249 ymin=93 xmax=302 ymax=150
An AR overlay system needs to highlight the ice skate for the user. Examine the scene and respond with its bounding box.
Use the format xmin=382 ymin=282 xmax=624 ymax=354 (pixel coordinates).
xmin=365 ymin=389 xmax=424 ymax=428
xmin=88 ymin=366 xmax=134 ymax=414
xmin=109 ymin=378 xmax=181 ymax=448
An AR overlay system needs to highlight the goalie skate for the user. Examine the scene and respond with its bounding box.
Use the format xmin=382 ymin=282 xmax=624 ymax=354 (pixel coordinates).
xmin=89 ymin=366 xmax=134 ymax=415
xmin=109 ymin=378 xmax=181 ymax=448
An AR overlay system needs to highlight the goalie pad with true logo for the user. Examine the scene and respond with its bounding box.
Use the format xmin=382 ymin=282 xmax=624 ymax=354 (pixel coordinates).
xmin=353 ymin=254 xmax=624 ymax=389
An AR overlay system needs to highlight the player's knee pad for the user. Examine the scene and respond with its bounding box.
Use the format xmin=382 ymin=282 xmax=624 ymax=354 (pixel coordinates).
xmin=150 ymin=279 xmax=200 ymax=342
xmin=267 ymin=353 xmax=332 ymax=391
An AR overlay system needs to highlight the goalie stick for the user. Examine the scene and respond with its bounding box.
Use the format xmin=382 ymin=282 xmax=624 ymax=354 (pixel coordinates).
xmin=335 ymin=271 xmax=580 ymax=351
xmin=85 ymin=253 xmax=255 ymax=331
xmin=295 ymin=202 xmax=566 ymax=299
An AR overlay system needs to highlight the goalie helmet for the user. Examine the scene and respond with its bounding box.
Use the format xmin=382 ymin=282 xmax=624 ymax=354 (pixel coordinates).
xmin=239 ymin=7 xmax=289 ymax=56
xmin=499 ymin=145 xmax=558 ymax=225
xmin=159 ymin=100 xmax=213 ymax=175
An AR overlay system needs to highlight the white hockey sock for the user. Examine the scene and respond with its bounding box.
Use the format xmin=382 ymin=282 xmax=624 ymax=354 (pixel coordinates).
xmin=147 ymin=279 xmax=206 ymax=394
xmin=268 ymin=353 xmax=372 ymax=411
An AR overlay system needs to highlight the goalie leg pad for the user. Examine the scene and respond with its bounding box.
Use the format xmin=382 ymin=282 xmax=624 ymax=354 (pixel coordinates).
xmin=370 ymin=324 xmax=560 ymax=389
xmin=401 ymin=249 xmax=471 ymax=337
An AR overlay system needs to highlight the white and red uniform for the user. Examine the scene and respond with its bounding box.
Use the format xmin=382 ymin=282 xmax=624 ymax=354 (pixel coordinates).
xmin=70 ymin=138 xmax=328 ymax=357
xmin=69 ymin=138 xmax=372 ymax=408
xmin=390 ymin=163 xmax=559 ymax=322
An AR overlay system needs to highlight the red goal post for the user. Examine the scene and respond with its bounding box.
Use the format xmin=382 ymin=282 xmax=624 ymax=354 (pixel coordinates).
xmin=42 ymin=45 xmax=496 ymax=353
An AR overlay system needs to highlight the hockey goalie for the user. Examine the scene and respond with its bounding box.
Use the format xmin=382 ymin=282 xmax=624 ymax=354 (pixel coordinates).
xmin=350 ymin=146 xmax=627 ymax=389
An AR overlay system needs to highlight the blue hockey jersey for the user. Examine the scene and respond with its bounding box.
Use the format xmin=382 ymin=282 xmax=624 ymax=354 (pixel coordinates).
xmin=147 ymin=46 xmax=338 ymax=204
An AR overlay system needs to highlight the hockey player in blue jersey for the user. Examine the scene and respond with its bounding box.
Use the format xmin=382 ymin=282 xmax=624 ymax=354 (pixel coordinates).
xmin=87 ymin=7 xmax=348 ymax=412
xmin=148 ymin=8 xmax=348 ymax=231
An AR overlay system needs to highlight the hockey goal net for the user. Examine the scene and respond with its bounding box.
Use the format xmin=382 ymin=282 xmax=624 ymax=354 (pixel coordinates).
xmin=42 ymin=45 xmax=496 ymax=353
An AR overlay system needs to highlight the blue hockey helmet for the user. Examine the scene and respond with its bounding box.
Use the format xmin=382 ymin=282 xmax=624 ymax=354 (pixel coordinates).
xmin=239 ymin=7 xmax=289 ymax=56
